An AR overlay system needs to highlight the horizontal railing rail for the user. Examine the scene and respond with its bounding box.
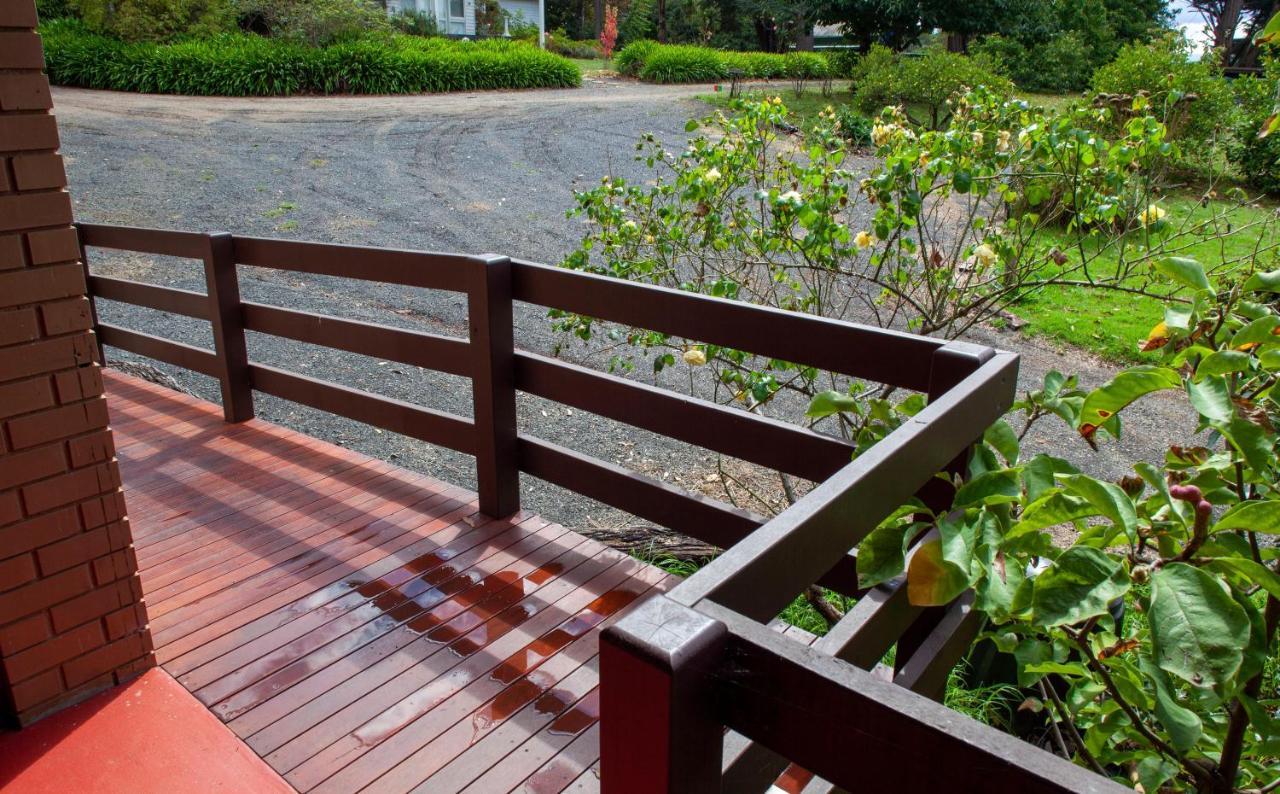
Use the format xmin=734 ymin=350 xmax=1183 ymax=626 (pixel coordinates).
xmin=76 ymin=222 xmax=1123 ymax=794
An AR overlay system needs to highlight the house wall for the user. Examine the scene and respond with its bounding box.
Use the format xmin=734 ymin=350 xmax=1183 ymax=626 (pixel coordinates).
xmin=0 ymin=0 xmax=154 ymax=727
xmin=397 ymin=0 xmax=474 ymax=36
xmin=501 ymin=0 xmax=539 ymax=30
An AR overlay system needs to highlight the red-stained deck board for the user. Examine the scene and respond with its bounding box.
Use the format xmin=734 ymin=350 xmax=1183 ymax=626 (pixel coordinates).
xmin=104 ymin=370 xmax=672 ymax=794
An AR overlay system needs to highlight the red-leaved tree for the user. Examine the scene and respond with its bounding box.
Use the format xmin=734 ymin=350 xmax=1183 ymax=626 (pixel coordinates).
xmin=601 ymin=5 xmax=618 ymax=60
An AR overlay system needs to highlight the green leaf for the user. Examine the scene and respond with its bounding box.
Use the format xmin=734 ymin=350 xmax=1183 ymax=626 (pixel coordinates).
xmin=1212 ymin=500 xmax=1280 ymax=535
xmin=1008 ymin=493 xmax=1095 ymax=541
xmin=1258 ymin=10 xmax=1280 ymax=44
xmin=1206 ymin=557 xmax=1280 ymax=599
xmin=1031 ymin=546 xmax=1130 ymax=628
xmin=1136 ymin=756 xmax=1180 ymax=794
xmin=1243 ymin=269 xmax=1280 ymax=292
xmin=1215 ymin=416 xmax=1274 ymax=479
xmin=1077 ymin=366 xmax=1181 ymax=432
xmin=1061 ymin=475 xmax=1138 ymax=544
xmin=1141 ymin=658 xmax=1203 ymax=751
xmin=1149 ymin=564 xmax=1250 ymax=689
xmin=983 ymin=420 xmax=1019 ymax=465
xmin=857 ymin=522 xmax=914 ymax=589
xmin=1186 ymin=375 xmax=1234 ymax=423
xmin=1229 ymin=316 xmax=1279 ymax=349
xmin=1022 ymin=454 xmax=1077 ymax=503
xmin=805 ymin=389 xmax=857 ymax=419
xmin=684 ymin=119 xmax=699 ymax=132
xmin=1195 ymin=350 xmax=1250 ymax=379
xmin=1011 ymin=638 xmax=1052 ymax=686
xmin=1154 ymin=256 xmax=1212 ymax=294
xmin=938 ymin=511 xmax=976 ymax=572
xmin=954 ymin=469 xmax=1021 ymax=507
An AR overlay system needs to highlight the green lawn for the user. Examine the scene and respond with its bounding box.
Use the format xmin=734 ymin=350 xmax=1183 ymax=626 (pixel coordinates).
xmin=571 ymin=57 xmax=610 ymax=75
xmin=701 ymin=85 xmax=854 ymax=128
xmin=1013 ymin=196 xmax=1280 ymax=362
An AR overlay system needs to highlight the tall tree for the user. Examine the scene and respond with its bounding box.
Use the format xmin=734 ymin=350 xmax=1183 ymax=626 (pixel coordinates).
xmin=813 ymin=0 xmax=923 ymax=52
xmin=1188 ymin=0 xmax=1277 ymax=65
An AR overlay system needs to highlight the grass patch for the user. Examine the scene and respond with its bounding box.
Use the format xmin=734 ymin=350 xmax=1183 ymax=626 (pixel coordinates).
xmin=701 ymin=86 xmax=852 ymax=127
xmin=617 ymin=40 xmax=830 ymax=84
xmin=41 ymin=18 xmax=581 ymax=96
xmin=571 ymin=58 xmax=610 ymax=75
xmin=1013 ymin=195 xmax=1280 ymax=362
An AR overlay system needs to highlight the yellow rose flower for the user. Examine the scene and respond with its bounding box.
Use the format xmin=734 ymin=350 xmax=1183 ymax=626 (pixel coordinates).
xmin=1138 ymin=204 xmax=1167 ymax=226
xmin=854 ymin=231 xmax=875 ymax=249
xmin=974 ymin=243 xmax=998 ymax=267
xmin=683 ymin=348 xmax=707 ymax=366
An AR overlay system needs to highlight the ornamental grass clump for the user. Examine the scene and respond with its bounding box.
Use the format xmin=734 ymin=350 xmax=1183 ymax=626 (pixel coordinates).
xmin=40 ymin=18 xmax=581 ymax=95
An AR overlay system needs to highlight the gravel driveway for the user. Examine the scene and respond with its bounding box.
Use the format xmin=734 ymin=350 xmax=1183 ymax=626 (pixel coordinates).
xmin=55 ymin=80 xmax=1193 ymax=535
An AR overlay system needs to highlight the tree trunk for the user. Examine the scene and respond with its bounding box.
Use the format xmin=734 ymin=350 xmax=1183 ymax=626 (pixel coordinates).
xmin=593 ymin=0 xmax=603 ymax=38
xmin=1213 ymin=0 xmax=1244 ymax=66
xmin=657 ymin=0 xmax=667 ymax=43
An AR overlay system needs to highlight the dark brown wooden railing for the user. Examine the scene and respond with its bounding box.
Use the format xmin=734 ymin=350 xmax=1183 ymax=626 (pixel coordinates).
xmin=77 ymin=223 xmax=1126 ymax=794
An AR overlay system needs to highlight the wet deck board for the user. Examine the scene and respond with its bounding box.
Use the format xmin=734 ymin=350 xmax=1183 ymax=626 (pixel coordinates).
xmin=105 ymin=370 xmax=670 ymax=794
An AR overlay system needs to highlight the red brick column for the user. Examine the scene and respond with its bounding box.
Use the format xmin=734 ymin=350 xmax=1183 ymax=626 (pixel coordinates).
xmin=0 ymin=0 xmax=154 ymax=727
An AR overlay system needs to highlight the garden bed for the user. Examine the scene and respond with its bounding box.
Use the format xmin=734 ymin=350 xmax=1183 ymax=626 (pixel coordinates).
xmin=41 ymin=19 xmax=581 ymax=96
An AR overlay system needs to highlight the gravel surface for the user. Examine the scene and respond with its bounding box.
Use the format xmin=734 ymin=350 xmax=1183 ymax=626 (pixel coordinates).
xmin=55 ymin=80 xmax=1194 ymax=533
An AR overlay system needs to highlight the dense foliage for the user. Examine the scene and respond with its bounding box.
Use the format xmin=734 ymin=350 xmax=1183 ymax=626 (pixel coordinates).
xmin=612 ymin=40 xmax=830 ymax=83
xmin=546 ymin=28 xmax=604 ymax=59
xmin=69 ymin=0 xmax=236 ymax=41
xmin=970 ymin=31 xmax=1094 ymax=93
xmin=824 ymin=272 xmax=1280 ymax=791
xmin=851 ymin=46 xmax=1012 ymax=129
xmin=1092 ymin=35 xmax=1235 ymax=152
xmin=553 ymin=89 xmax=1279 ymax=790
xmin=1232 ymin=67 xmax=1280 ymax=196
xmin=41 ymin=18 xmax=582 ymax=95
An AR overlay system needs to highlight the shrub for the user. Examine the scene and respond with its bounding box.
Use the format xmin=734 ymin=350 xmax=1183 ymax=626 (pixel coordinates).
xmin=1091 ymin=35 xmax=1234 ymax=148
xmin=614 ymin=38 xmax=657 ymax=75
xmin=36 ymin=0 xmax=75 ymax=21
xmin=620 ymin=42 xmax=830 ymax=84
xmin=971 ymin=32 xmax=1092 ymax=93
xmin=640 ymin=44 xmax=725 ymax=82
xmin=389 ymin=9 xmax=441 ymax=37
xmin=853 ymin=46 xmax=1012 ymax=129
xmin=234 ymin=0 xmax=390 ymax=47
xmin=833 ymin=105 xmax=871 ymax=146
xmin=71 ymin=0 xmax=234 ymax=41
xmin=41 ymin=19 xmax=582 ymax=95
xmin=1230 ymin=72 xmax=1280 ymax=195
xmin=546 ymin=28 xmax=603 ymax=59
xmin=505 ymin=13 xmax=539 ymax=42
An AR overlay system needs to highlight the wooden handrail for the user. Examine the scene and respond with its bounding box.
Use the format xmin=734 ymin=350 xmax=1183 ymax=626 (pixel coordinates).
xmin=75 ymin=221 xmax=1125 ymax=794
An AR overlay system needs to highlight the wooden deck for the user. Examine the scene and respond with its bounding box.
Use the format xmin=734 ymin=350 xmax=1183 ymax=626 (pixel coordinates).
xmin=105 ymin=370 xmax=673 ymax=794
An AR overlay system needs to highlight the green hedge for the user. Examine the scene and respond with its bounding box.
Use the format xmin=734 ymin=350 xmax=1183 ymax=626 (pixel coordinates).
xmin=41 ymin=19 xmax=581 ymax=95
xmin=614 ymin=40 xmax=830 ymax=84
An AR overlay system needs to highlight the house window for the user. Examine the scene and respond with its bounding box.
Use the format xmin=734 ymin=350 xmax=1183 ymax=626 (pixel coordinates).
xmin=449 ymin=0 xmax=464 ymax=18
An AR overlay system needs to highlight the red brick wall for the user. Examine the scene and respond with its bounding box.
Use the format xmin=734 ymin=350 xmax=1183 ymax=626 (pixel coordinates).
xmin=0 ymin=0 xmax=154 ymax=727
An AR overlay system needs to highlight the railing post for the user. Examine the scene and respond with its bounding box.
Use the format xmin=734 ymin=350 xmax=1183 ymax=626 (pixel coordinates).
xmin=896 ymin=340 xmax=994 ymax=690
xmin=600 ymin=595 xmax=726 ymax=794
xmin=73 ymin=223 xmax=105 ymax=364
xmin=202 ymin=232 xmax=253 ymax=423
xmin=469 ymin=254 xmax=520 ymax=518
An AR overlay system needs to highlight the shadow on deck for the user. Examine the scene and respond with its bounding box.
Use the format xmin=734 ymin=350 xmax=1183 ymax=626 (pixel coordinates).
xmin=109 ymin=369 xmax=669 ymax=794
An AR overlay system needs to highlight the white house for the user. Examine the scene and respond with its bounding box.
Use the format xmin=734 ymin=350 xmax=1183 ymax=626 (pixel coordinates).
xmin=385 ymin=0 xmax=544 ymax=42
